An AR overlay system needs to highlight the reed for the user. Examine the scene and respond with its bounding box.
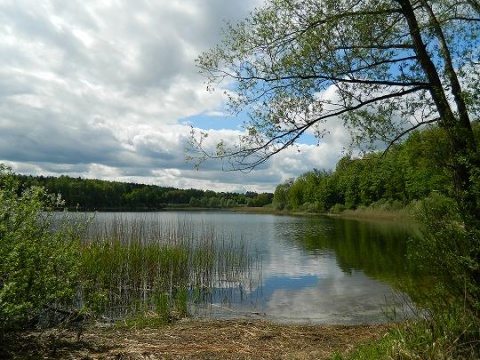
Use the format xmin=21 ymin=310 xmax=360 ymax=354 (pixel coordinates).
xmin=79 ymin=215 xmax=255 ymax=325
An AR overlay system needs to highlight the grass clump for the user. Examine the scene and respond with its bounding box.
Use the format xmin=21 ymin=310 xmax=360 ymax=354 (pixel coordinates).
xmin=80 ymin=216 xmax=255 ymax=326
xmin=335 ymin=312 xmax=479 ymax=359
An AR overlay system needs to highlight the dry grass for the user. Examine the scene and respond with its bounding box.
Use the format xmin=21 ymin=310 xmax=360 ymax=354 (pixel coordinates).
xmin=2 ymin=320 xmax=389 ymax=359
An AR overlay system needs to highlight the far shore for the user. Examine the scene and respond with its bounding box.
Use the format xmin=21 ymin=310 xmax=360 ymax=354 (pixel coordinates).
xmin=232 ymin=206 xmax=411 ymax=221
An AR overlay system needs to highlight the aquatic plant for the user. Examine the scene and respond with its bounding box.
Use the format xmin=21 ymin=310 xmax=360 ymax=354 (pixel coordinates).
xmin=79 ymin=215 xmax=255 ymax=324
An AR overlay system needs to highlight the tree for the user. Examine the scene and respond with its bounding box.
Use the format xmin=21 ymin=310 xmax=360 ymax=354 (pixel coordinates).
xmin=272 ymin=179 xmax=293 ymax=210
xmin=193 ymin=0 xmax=480 ymax=228
xmin=401 ymin=128 xmax=451 ymax=199
xmin=335 ymin=155 xmax=364 ymax=209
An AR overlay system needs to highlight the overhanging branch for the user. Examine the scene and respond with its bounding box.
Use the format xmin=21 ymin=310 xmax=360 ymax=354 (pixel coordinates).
xmin=382 ymin=117 xmax=439 ymax=156
xmin=191 ymin=85 xmax=428 ymax=171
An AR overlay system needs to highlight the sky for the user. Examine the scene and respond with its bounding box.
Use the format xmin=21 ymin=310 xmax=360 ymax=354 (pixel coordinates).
xmin=0 ymin=0 xmax=350 ymax=193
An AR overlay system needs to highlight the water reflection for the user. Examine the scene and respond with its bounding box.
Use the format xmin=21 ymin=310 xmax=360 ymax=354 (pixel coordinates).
xmin=285 ymin=217 xmax=410 ymax=279
xmin=86 ymin=211 xmax=415 ymax=324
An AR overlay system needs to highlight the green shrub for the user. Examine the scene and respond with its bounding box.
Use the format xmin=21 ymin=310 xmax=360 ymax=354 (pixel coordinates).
xmin=300 ymin=201 xmax=324 ymax=213
xmin=370 ymin=199 xmax=405 ymax=211
xmin=335 ymin=194 xmax=480 ymax=359
xmin=330 ymin=203 xmax=346 ymax=214
xmin=410 ymin=191 xmax=460 ymax=222
xmin=407 ymin=192 xmax=480 ymax=315
xmin=0 ymin=165 xmax=84 ymax=330
xmin=339 ymin=313 xmax=480 ymax=359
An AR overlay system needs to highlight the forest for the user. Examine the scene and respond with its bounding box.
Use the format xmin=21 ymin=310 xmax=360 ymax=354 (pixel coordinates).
xmin=14 ymin=174 xmax=273 ymax=210
xmin=272 ymin=123 xmax=480 ymax=213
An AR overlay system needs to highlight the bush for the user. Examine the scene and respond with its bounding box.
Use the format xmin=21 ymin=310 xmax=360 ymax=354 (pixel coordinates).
xmin=370 ymin=199 xmax=405 ymax=211
xmin=410 ymin=191 xmax=459 ymax=221
xmin=408 ymin=191 xmax=480 ymax=320
xmin=340 ymin=312 xmax=480 ymax=359
xmin=0 ymin=165 xmax=85 ymax=330
xmin=300 ymin=201 xmax=324 ymax=213
xmin=329 ymin=203 xmax=346 ymax=214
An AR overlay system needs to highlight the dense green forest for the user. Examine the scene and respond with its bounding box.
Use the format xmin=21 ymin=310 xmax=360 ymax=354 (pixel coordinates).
xmin=272 ymin=123 xmax=480 ymax=213
xmin=14 ymin=174 xmax=273 ymax=211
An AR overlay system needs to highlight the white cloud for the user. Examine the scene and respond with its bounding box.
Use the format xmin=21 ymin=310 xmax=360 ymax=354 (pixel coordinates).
xmin=0 ymin=0 xmax=347 ymax=193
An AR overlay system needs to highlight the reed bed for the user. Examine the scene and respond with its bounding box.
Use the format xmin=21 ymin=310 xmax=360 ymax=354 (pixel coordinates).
xmin=79 ymin=215 xmax=256 ymax=324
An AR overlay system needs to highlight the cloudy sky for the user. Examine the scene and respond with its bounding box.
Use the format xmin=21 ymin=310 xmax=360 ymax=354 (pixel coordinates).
xmin=0 ymin=0 xmax=349 ymax=193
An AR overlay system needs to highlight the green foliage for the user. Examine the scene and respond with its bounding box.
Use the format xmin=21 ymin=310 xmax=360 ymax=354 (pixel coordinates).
xmin=338 ymin=313 xmax=479 ymax=359
xmin=15 ymin=174 xmax=273 ymax=211
xmin=272 ymin=179 xmax=293 ymax=210
xmin=408 ymin=193 xmax=480 ymax=318
xmin=0 ymin=165 xmax=84 ymax=330
xmin=402 ymin=128 xmax=453 ymax=199
xmin=329 ymin=203 xmax=346 ymax=214
xmin=272 ymin=126 xmax=456 ymax=213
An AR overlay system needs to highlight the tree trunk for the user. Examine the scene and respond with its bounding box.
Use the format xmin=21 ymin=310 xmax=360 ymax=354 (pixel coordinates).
xmin=397 ymin=0 xmax=479 ymax=229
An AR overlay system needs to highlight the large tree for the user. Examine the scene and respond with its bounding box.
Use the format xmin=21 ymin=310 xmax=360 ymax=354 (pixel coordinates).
xmin=193 ymin=0 xmax=480 ymax=227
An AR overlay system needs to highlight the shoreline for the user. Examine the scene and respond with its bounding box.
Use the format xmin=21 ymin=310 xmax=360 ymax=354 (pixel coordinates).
xmin=3 ymin=319 xmax=391 ymax=359
xmin=232 ymin=206 xmax=411 ymax=221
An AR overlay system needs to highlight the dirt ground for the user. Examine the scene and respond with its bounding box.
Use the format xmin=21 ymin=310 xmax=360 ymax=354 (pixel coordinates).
xmin=2 ymin=320 xmax=390 ymax=359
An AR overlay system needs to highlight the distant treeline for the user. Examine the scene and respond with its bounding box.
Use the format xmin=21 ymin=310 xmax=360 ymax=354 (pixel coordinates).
xmin=14 ymin=175 xmax=274 ymax=211
xmin=273 ymin=123 xmax=480 ymax=213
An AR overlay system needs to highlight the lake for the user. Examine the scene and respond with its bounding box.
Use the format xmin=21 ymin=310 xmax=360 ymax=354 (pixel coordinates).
xmin=87 ymin=211 xmax=414 ymax=324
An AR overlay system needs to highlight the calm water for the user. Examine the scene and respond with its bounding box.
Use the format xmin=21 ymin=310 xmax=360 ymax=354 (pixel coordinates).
xmin=89 ymin=211 xmax=414 ymax=324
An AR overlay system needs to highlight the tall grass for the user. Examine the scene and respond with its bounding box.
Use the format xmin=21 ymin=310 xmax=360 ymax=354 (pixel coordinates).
xmin=79 ymin=215 xmax=256 ymax=325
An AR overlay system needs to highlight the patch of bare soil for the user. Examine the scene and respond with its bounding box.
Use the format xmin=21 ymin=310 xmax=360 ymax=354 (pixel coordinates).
xmin=1 ymin=320 xmax=389 ymax=359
